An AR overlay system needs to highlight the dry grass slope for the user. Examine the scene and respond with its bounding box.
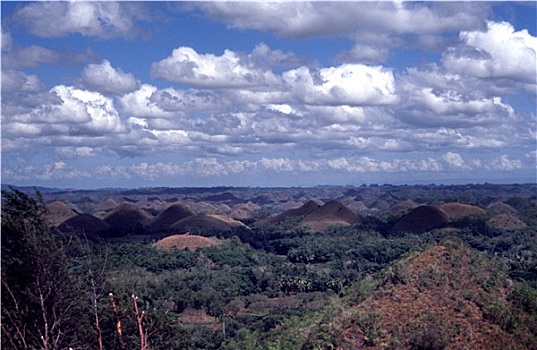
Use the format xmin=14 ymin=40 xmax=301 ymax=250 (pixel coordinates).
xmin=153 ymin=234 xmax=219 ymax=251
xmin=336 ymin=239 xmax=536 ymax=349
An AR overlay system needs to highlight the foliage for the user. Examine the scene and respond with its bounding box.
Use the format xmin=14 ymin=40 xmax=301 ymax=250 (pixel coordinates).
xmin=2 ymin=187 xmax=537 ymax=349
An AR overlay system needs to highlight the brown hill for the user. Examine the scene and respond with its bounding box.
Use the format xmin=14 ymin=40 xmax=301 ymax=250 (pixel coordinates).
xmin=254 ymin=200 xmax=322 ymax=227
xmin=487 ymin=213 xmax=527 ymax=231
xmin=439 ymin=202 xmax=486 ymax=220
xmin=389 ymin=199 xmax=418 ymax=214
xmin=58 ymin=213 xmax=111 ymax=238
xmin=189 ymin=202 xmax=223 ymax=215
xmin=391 ymin=205 xmax=450 ymax=234
xmin=146 ymin=203 xmax=195 ymax=234
xmin=333 ymin=239 xmax=536 ymax=349
xmin=229 ymin=202 xmax=261 ymax=220
xmin=102 ymin=203 xmax=153 ymax=235
xmin=299 ymin=200 xmax=360 ymax=232
xmin=94 ymin=198 xmax=118 ymax=212
xmin=169 ymin=214 xmax=248 ymax=234
xmin=153 ymin=234 xmax=219 ymax=251
xmin=487 ymin=201 xmax=517 ymax=215
xmin=45 ymin=201 xmax=77 ymax=227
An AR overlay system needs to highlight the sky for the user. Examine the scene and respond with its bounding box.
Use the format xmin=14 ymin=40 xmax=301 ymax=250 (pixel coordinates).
xmin=1 ymin=1 xmax=536 ymax=189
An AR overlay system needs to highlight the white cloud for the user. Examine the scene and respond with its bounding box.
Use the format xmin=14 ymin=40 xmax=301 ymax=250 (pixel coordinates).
xmin=283 ymin=64 xmax=398 ymax=106
xmin=119 ymin=84 xmax=176 ymax=119
xmin=79 ymin=60 xmax=139 ymax=95
xmin=12 ymin=2 xmax=151 ymax=39
xmin=443 ymin=21 xmax=537 ymax=84
xmin=1 ymin=70 xmax=44 ymax=93
xmin=151 ymin=46 xmax=279 ymax=88
xmin=1 ymin=85 xmax=125 ymax=152
xmin=490 ymin=154 xmax=523 ymax=171
xmin=199 ymin=2 xmax=486 ymax=39
xmin=443 ymin=152 xmax=468 ymax=169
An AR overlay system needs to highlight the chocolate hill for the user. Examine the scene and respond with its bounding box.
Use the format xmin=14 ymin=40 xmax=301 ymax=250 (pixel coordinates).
xmin=229 ymin=202 xmax=262 ymax=220
xmin=94 ymin=198 xmax=118 ymax=212
xmin=334 ymin=239 xmax=536 ymax=348
xmin=391 ymin=205 xmax=450 ymax=234
xmin=299 ymin=200 xmax=360 ymax=232
xmin=146 ymin=203 xmax=195 ymax=234
xmin=58 ymin=213 xmax=111 ymax=238
xmin=254 ymin=199 xmax=322 ymax=227
xmin=169 ymin=214 xmax=248 ymax=235
xmin=487 ymin=201 xmax=517 ymax=215
xmin=102 ymin=203 xmax=153 ymax=236
xmin=389 ymin=199 xmax=418 ymax=214
xmin=153 ymin=234 xmax=219 ymax=251
xmin=439 ymin=202 xmax=487 ymax=220
xmin=487 ymin=213 xmax=527 ymax=231
xmin=45 ymin=201 xmax=77 ymax=227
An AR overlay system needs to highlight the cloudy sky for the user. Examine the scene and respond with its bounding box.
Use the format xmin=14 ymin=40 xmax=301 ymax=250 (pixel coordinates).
xmin=1 ymin=1 xmax=536 ymax=188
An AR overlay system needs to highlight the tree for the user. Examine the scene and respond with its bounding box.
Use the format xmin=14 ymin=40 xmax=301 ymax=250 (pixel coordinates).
xmin=1 ymin=189 xmax=84 ymax=349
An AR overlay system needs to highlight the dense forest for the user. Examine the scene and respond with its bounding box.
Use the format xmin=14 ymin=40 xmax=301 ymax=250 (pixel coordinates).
xmin=2 ymin=186 xmax=536 ymax=349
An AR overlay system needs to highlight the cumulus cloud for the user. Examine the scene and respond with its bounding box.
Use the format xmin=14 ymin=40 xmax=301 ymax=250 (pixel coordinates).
xmin=443 ymin=152 xmax=468 ymax=169
xmin=443 ymin=21 xmax=537 ymax=84
xmin=490 ymin=154 xmax=523 ymax=171
xmin=283 ymin=64 xmax=398 ymax=106
xmin=151 ymin=46 xmax=280 ymax=88
xmin=2 ymin=86 xmax=125 ymax=152
xmin=11 ymin=1 xmax=152 ymax=39
xmin=79 ymin=60 xmax=139 ymax=95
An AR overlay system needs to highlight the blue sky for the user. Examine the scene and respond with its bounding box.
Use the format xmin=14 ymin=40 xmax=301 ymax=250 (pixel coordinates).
xmin=1 ymin=1 xmax=536 ymax=189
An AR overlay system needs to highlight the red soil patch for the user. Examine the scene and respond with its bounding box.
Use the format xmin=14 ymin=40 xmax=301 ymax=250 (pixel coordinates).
xmin=153 ymin=234 xmax=219 ymax=251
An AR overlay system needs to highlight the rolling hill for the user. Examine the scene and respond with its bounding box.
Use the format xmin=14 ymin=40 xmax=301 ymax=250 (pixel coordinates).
xmin=299 ymin=200 xmax=360 ymax=232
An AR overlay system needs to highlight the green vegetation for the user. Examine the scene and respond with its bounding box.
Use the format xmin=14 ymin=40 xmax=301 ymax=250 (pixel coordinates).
xmin=2 ymin=188 xmax=536 ymax=349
